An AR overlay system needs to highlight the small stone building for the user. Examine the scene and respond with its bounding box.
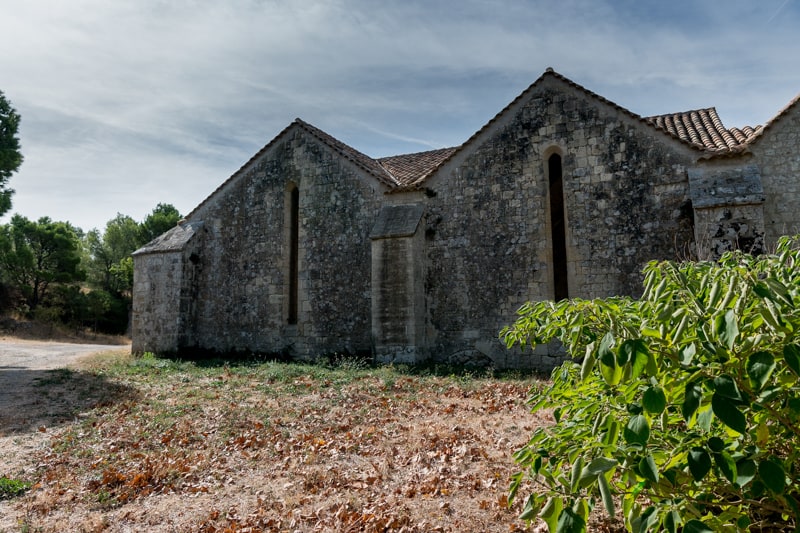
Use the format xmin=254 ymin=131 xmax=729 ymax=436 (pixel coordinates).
xmin=132 ymin=69 xmax=800 ymax=370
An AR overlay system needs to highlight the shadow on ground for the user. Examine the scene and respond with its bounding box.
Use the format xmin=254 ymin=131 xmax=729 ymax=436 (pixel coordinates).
xmin=0 ymin=367 xmax=139 ymax=435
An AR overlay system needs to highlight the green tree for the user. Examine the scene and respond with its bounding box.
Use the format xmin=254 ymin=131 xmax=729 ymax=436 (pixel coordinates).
xmin=138 ymin=203 xmax=181 ymax=244
xmin=503 ymin=238 xmax=800 ymax=532
xmin=0 ymin=90 xmax=23 ymax=217
xmin=0 ymin=215 xmax=85 ymax=310
xmin=85 ymin=214 xmax=140 ymax=294
xmin=85 ymin=205 xmax=181 ymax=295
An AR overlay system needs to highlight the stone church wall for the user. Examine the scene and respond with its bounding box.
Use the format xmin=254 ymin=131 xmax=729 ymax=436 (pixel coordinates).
xmin=131 ymin=251 xmax=185 ymax=354
xmin=751 ymin=103 xmax=800 ymax=246
xmin=132 ymin=221 xmax=204 ymax=354
xmin=423 ymin=82 xmax=696 ymax=368
xmin=185 ymin=128 xmax=384 ymax=357
xmin=133 ymin=73 xmax=800 ymax=371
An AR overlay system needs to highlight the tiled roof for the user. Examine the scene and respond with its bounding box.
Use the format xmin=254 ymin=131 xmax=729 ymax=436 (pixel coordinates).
xmin=378 ymin=147 xmax=459 ymax=187
xmin=133 ymin=220 xmax=203 ymax=255
xmin=185 ymin=119 xmax=401 ymax=221
xmin=184 ymin=69 xmax=787 ymax=217
xmin=646 ymin=108 xmax=761 ymax=152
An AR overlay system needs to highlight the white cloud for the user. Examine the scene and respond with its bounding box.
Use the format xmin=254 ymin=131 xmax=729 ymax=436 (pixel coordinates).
xmin=0 ymin=0 xmax=799 ymax=231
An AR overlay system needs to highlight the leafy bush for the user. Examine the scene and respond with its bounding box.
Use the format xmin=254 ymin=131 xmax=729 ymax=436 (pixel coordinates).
xmin=502 ymin=236 xmax=800 ymax=532
xmin=0 ymin=476 xmax=31 ymax=500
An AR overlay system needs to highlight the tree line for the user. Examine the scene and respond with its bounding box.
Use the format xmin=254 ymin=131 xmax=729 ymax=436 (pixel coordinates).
xmin=0 ymin=90 xmax=181 ymax=335
xmin=0 ymin=205 xmax=182 ymax=335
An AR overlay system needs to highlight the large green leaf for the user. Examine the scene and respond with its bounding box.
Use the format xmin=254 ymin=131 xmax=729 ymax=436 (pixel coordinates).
xmin=746 ymin=351 xmax=776 ymax=391
xmin=679 ymin=343 xmax=696 ymax=366
xmin=634 ymin=506 xmax=659 ymax=533
xmin=696 ymin=406 xmax=714 ymax=432
xmin=714 ymin=451 xmax=737 ymax=484
xmin=735 ymin=459 xmax=757 ymax=488
xmin=569 ymin=456 xmax=584 ymax=493
xmin=624 ymin=414 xmax=650 ymax=447
xmin=619 ymin=339 xmax=650 ymax=379
xmin=765 ymin=277 xmax=793 ymax=306
xmin=642 ymin=386 xmax=667 ymax=414
xmin=638 ymin=454 xmax=659 ymax=483
xmin=706 ymin=436 xmax=724 ymax=453
xmin=683 ymin=519 xmax=714 ymax=533
xmin=519 ymin=494 xmax=541 ymax=521
xmin=682 ymin=381 xmax=703 ymax=421
xmin=714 ymin=309 xmax=739 ymax=350
xmin=713 ymin=374 xmax=743 ymax=401
xmin=711 ymin=392 xmax=747 ymax=434
xmin=688 ymin=447 xmax=712 ymax=481
xmin=539 ymin=496 xmax=563 ymax=533
xmin=784 ymin=344 xmax=800 ymax=378
xmin=663 ymin=510 xmax=681 ymax=533
xmin=759 ymin=459 xmax=786 ymax=495
xmin=597 ymin=473 xmax=615 ymax=518
xmin=556 ymin=508 xmax=585 ymax=533
xmin=599 ymin=332 xmax=622 ymax=386
xmin=580 ymin=349 xmax=596 ymax=382
xmin=579 ymin=457 xmax=618 ymax=483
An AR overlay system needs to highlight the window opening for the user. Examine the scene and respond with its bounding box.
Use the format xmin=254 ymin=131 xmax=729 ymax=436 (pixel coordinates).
xmin=549 ymin=154 xmax=569 ymax=301
xmin=288 ymin=186 xmax=299 ymax=324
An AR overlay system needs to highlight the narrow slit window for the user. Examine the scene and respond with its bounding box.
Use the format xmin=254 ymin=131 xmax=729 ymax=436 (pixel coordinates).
xmin=288 ymin=186 xmax=299 ymax=324
xmin=549 ymin=154 xmax=569 ymax=301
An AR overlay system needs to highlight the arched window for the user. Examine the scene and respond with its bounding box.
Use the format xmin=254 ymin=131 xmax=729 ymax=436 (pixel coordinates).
xmin=548 ymin=153 xmax=569 ymax=301
xmin=288 ymin=185 xmax=299 ymax=324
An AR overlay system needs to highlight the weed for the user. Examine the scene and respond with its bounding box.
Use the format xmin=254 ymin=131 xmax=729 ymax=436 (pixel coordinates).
xmin=0 ymin=476 xmax=31 ymax=500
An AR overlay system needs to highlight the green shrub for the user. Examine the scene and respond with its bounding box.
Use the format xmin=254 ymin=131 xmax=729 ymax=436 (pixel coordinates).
xmin=0 ymin=476 xmax=31 ymax=500
xmin=502 ymin=236 xmax=800 ymax=532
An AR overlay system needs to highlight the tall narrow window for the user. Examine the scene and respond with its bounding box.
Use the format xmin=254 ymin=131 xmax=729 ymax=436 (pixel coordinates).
xmin=549 ymin=154 xmax=569 ymax=301
xmin=288 ymin=186 xmax=299 ymax=324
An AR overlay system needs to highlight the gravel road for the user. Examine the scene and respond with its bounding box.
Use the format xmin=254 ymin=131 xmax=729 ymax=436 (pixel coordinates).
xmin=0 ymin=339 xmax=130 ymax=435
xmin=0 ymin=339 xmax=126 ymax=371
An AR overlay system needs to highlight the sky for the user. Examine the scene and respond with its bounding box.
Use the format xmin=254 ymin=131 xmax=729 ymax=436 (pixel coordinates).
xmin=1 ymin=0 xmax=799 ymax=233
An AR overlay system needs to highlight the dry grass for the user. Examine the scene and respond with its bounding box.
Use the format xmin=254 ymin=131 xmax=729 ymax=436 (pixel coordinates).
xmin=0 ymin=353 xmax=619 ymax=532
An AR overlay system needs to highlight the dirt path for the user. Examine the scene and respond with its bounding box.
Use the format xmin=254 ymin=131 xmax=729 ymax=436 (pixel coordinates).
xmin=0 ymin=338 xmax=130 ymax=432
xmin=0 ymin=338 xmax=126 ymax=371
xmin=0 ymin=339 xmax=131 ymax=479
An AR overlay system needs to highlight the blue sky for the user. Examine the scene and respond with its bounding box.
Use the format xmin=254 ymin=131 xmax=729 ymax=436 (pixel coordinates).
xmin=1 ymin=0 xmax=799 ymax=232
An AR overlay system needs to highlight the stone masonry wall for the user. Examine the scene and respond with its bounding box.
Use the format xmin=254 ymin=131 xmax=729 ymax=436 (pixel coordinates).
xmin=693 ymin=204 xmax=765 ymax=258
xmin=131 ymin=251 xmax=184 ymax=354
xmin=423 ymin=80 xmax=696 ymax=369
xmin=752 ymin=103 xmax=800 ymax=246
xmin=187 ymin=126 xmax=384 ymax=357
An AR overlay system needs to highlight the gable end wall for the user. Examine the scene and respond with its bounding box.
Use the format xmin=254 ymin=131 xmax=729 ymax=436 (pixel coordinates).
xmin=423 ymin=83 xmax=696 ymax=368
xmin=186 ymin=127 xmax=384 ymax=357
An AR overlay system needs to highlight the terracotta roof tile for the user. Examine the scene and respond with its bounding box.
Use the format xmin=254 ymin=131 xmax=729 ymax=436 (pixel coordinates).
xmin=645 ymin=108 xmax=761 ymax=152
xmin=377 ymin=147 xmax=459 ymax=187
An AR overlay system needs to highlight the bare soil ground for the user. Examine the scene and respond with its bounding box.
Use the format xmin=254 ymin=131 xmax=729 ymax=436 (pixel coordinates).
xmin=0 ymin=335 xmax=624 ymax=532
xmin=0 ymin=337 xmax=132 ymax=531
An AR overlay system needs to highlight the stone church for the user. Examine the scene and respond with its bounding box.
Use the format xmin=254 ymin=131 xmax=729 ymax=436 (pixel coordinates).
xmin=131 ymin=68 xmax=800 ymax=370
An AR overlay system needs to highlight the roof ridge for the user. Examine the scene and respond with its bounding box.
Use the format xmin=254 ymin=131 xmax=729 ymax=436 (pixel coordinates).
xmin=185 ymin=119 xmax=401 ymax=221
xmin=378 ymin=146 xmax=460 ymax=187
xmin=377 ymin=146 xmax=458 ymax=161
xmin=293 ymin=119 xmax=400 ymax=187
xmin=184 ymin=120 xmax=300 ymax=221
xmin=392 ymin=68 xmax=720 ymax=191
